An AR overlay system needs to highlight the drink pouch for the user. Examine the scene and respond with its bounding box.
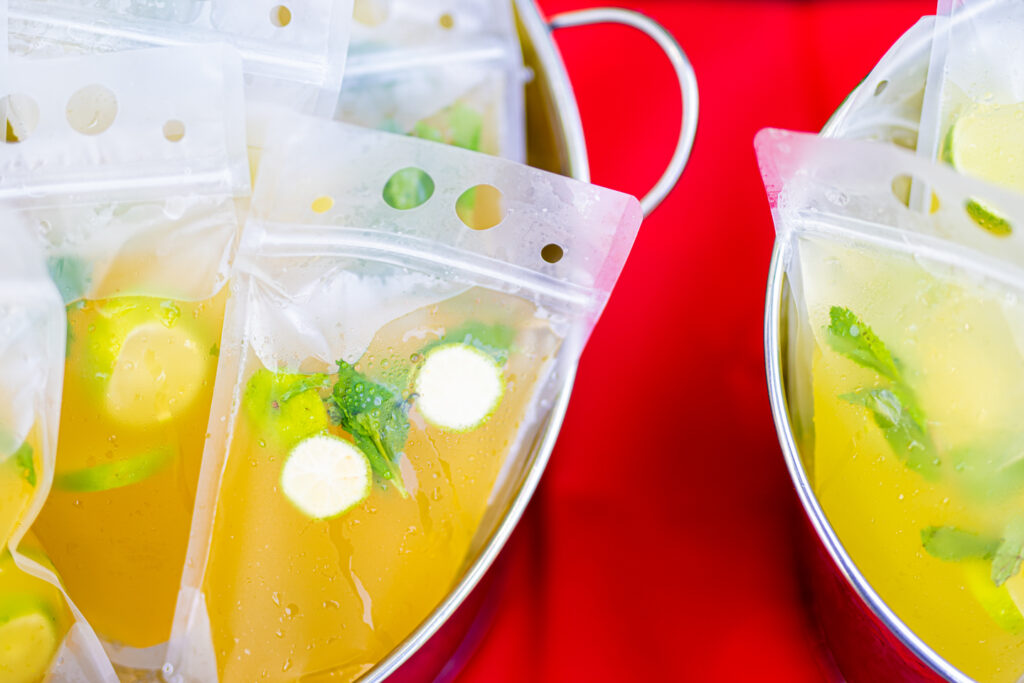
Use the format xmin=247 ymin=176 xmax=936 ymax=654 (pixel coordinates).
xmin=166 ymin=116 xmax=641 ymax=682
xmin=0 ymin=45 xmax=249 ymax=673
xmin=341 ymin=0 xmax=525 ymax=161
xmin=0 ymin=224 xmax=117 ymax=683
xmin=339 ymin=47 xmax=525 ymax=160
xmin=758 ymin=128 xmax=1024 ymax=671
xmin=8 ymin=0 xmax=353 ymax=119
xmin=821 ymin=15 xmax=936 ymax=150
xmin=914 ymin=0 xmax=1024 ymax=227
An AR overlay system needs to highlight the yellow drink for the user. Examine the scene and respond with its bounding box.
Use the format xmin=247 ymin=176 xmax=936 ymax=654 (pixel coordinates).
xmin=1 ymin=429 xmax=40 ymax=549
xmin=199 ymin=289 xmax=558 ymax=680
xmin=33 ymin=289 xmax=227 ymax=649
xmin=801 ymin=235 xmax=1024 ymax=681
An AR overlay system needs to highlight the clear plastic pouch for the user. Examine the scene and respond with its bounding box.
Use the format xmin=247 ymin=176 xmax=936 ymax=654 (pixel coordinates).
xmin=9 ymin=0 xmax=354 ymax=118
xmin=339 ymin=47 xmax=524 ymax=160
xmin=0 ymin=225 xmax=117 ymax=683
xmin=917 ymin=0 xmax=1024 ymax=160
xmin=0 ymin=44 xmax=249 ymax=673
xmin=341 ymin=0 xmax=525 ymax=161
xmin=821 ymin=15 xmax=936 ymax=149
xmin=166 ymin=116 xmax=641 ymax=682
xmin=758 ymin=127 xmax=1024 ymax=680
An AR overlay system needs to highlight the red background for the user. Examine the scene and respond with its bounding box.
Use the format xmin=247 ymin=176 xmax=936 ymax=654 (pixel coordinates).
xmin=458 ymin=2 xmax=934 ymax=681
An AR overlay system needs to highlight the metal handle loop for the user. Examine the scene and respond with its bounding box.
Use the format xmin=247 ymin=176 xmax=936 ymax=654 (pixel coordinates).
xmin=549 ymin=8 xmax=699 ymax=217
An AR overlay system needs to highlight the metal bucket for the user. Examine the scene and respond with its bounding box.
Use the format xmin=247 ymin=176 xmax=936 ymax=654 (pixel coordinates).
xmin=764 ymin=14 xmax=976 ymax=682
xmin=363 ymin=4 xmax=699 ymax=681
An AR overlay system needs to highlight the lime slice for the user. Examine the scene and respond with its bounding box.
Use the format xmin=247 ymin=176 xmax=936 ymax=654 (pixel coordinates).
xmin=243 ymin=370 xmax=331 ymax=450
xmin=946 ymin=102 xmax=1024 ymax=235
xmin=0 ymin=549 xmax=62 ymax=683
xmin=52 ymin=448 xmax=172 ymax=493
xmin=104 ymin=321 xmax=208 ymax=426
xmin=414 ymin=343 xmax=504 ymax=432
xmin=280 ymin=435 xmax=371 ymax=519
xmin=0 ymin=612 xmax=59 ymax=683
xmin=965 ymin=560 xmax=1024 ymax=634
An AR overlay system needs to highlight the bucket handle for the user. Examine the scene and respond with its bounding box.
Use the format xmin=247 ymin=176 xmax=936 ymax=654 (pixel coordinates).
xmin=548 ymin=8 xmax=698 ymax=217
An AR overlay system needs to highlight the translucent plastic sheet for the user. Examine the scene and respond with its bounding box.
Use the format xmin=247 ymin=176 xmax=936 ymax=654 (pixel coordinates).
xmin=918 ymin=0 xmax=1024 ymax=162
xmin=758 ymin=128 xmax=1024 ymax=681
xmin=166 ymin=117 xmax=641 ymax=682
xmin=0 ymin=45 xmax=249 ymax=675
xmin=341 ymin=0 xmax=525 ymax=160
xmin=0 ymin=225 xmax=116 ymax=683
xmin=9 ymin=0 xmax=354 ymax=118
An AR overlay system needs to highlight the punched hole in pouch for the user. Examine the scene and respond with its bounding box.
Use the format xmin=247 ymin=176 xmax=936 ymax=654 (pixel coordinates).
xmin=891 ymin=173 xmax=940 ymax=214
xmin=382 ymin=168 xmax=435 ymax=210
xmin=163 ymin=119 xmax=186 ymax=142
xmin=66 ymin=84 xmax=117 ymax=136
xmin=270 ymin=5 xmax=292 ymax=27
xmin=311 ymin=195 xmax=335 ymax=213
xmin=2 ymin=94 xmax=40 ymax=143
xmin=456 ymin=184 xmax=505 ymax=231
xmin=541 ymin=244 xmax=564 ymax=264
xmin=353 ymin=0 xmax=388 ymax=26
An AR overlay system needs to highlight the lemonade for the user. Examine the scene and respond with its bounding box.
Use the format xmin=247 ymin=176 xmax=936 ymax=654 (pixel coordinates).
xmin=196 ymin=288 xmax=559 ymax=680
xmin=33 ymin=288 xmax=228 ymax=650
xmin=801 ymin=234 xmax=1024 ymax=681
xmin=0 ymin=429 xmax=40 ymax=550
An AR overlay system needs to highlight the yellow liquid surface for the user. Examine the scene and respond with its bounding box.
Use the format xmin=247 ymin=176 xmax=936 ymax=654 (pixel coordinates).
xmin=34 ymin=290 xmax=227 ymax=649
xmin=801 ymin=236 xmax=1024 ymax=681
xmin=201 ymin=289 xmax=558 ymax=681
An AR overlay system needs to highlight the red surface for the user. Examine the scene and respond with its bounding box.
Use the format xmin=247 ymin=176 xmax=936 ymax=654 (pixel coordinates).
xmin=457 ymin=2 xmax=935 ymax=682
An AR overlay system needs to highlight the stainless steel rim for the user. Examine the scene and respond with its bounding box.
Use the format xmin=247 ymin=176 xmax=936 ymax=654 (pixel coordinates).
xmin=548 ymin=7 xmax=699 ymax=217
xmin=765 ymin=85 xmax=970 ymax=680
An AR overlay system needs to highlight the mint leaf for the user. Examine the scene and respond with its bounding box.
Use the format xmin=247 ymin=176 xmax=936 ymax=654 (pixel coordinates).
xmin=842 ymin=387 xmax=938 ymax=477
xmin=329 ymin=361 xmax=409 ymax=497
xmin=993 ymin=519 xmax=1024 ymax=586
xmin=921 ymin=526 xmax=1000 ymax=561
xmin=12 ymin=442 xmax=35 ymax=487
xmin=825 ymin=306 xmax=901 ymax=381
xmin=47 ymin=255 xmax=91 ymax=304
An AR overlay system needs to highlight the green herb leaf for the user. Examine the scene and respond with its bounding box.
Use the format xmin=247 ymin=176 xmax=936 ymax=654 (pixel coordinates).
xmin=825 ymin=306 xmax=901 ymax=381
xmin=329 ymin=361 xmax=409 ymax=497
xmin=47 ymin=255 xmax=91 ymax=304
xmin=12 ymin=442 xmax=35 ymax=487
xmin=921 ymin=526 xmax=1000 ymax=561
xmin=842 ymin=387 xmax=938 ymax=477
xmin=993 ymin=519 xmax=1024 ymax=586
